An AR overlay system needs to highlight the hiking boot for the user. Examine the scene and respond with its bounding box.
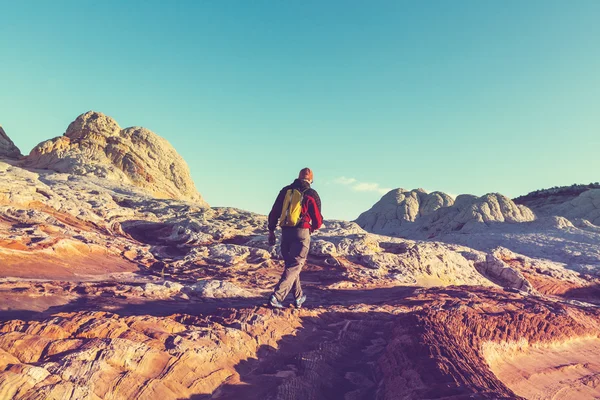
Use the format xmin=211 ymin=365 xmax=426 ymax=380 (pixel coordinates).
xmin=294 ymin=294 xmax=307 ymax=309
xmin=269 ymin=295 xmax=284 ymax=309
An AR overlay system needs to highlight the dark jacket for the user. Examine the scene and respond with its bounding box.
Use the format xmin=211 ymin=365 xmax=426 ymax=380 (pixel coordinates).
xmin=268 ymin=179 xmax=323 ymax=232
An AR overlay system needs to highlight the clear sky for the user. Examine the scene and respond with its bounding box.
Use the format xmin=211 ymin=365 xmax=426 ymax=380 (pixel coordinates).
xmin=1 ymin=1 xmax=599 ymax=221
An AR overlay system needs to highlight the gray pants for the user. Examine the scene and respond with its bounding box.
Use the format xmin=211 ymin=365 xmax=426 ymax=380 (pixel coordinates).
xmin=273 ymin=228 xmax=311 ymax=302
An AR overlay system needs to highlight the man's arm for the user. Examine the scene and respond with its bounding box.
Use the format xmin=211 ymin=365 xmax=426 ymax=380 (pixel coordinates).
xmin=268 ymin=188 xmax=287 ymax=232
xmin=306 ymin=196 xmax=323 ymax=232
xmin=309 ymin=189 xmax=322 ymax=213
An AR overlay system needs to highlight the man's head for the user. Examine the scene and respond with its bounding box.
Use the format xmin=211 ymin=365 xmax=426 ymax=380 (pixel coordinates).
xmin=298 ymin=167 xmax=313 ymax=183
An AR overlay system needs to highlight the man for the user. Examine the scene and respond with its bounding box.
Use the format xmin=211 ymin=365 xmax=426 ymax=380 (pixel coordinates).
xmin=267 ymin=167 xmax=323 ymax=308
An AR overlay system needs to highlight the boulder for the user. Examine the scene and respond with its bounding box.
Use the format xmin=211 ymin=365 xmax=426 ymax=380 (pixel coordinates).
xmin=24 ymin=111 xmax=207 ymax=204
xmin=474 ymin=254 xmax=533 ymax=293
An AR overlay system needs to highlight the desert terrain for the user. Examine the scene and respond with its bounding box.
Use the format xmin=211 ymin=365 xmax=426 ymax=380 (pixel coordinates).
xmin=1 ymin=112 xmax=599 ymax=399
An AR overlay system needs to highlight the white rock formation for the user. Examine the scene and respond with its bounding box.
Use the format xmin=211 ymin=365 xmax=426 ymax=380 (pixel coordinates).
xmin=474 ymin=253 xmax=534 ymax=293
xmin=0 ymin=126 xmax=21 ymax=159
xmin=355 ymin=189 xmax=454 ymax=235
xmin=354 ymin=189 xmax=600 ymax=274
xmin=357 ymin=190 xmax=535 ymax=237
xmin=424 ymin=193 xmax=536 ymax=235
xmin=23 ymin=111 xmax=207 ymax=205
xmin=549 ymin=189 xmax=600 ymax=226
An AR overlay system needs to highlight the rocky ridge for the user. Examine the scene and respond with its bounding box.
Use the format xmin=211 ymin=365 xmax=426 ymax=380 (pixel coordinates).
xmin=515 ymin=184 xmax=600 ymax=226
xmin=356 ymin=189 xmax=536 ymax=237
xmin=514 ymin=183 xmax=600 ymax=209
xmin=22 ymin=111 xmax=207 ymax=205
xmin=0 ymin=123 xmax=599 ymax=399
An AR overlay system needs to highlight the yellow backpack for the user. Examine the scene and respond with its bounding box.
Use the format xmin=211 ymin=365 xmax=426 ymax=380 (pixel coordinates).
xmin=279 ymin=188 xmax=307 ymax=227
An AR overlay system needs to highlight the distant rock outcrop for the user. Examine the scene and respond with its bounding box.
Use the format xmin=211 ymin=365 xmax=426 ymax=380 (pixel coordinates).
xmin=550 ymin=189 xmax=600 ymax=226
xmin=23 ymin=111 xmax=207 ymax=205
xmin=515 ymin=185 xmax=600 ymax=227
xmin=0 ymin=126 xmax=21 ymax=159
xmin=514 ymin=183 xmax=600 ymax=216
xmin=425 ymin=193 xmax=536 ymax=235
xmin=355 ymin=189 xmax=454 ymax=235
xmin=357 ymin=190 xmax=535 ymax=237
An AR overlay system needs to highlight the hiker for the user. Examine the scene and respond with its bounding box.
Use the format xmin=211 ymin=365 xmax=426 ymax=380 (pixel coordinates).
xmin=267 ymin=167 xmax=323 ymax=308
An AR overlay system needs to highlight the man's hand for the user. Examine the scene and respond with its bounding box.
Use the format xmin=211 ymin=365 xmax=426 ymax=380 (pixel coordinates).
xmin=268 ymin=231 xmax=276 ymax=246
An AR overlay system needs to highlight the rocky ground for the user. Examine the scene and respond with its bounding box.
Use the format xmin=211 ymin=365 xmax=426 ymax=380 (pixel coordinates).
xmin=1 ymin=113 xmax=600 ymax=399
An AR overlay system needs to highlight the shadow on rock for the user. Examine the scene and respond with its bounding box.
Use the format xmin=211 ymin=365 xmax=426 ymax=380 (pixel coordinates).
xmin=564 ymin=284 xmax=600 ymax=305
xmin=0 ymin=286 xmax=420 ymax=322
xmin=188 ymin=304 xmax=522 ymax=399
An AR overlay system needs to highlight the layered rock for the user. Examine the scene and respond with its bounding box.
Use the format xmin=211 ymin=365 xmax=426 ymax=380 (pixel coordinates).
xmin=2 ymin=285 xmax=600 ymax=400
xmin=23 ymin=111 xmax=207 ymax=205
xmin=0 ymin=309 xmax=304 ymax=399
xmin=0 ymin=126 xmax=21 ymax=159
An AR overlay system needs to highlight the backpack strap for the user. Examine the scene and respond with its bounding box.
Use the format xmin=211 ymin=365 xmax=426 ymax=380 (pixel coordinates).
xmin=296 ymin=188 xmax=310 ymax=227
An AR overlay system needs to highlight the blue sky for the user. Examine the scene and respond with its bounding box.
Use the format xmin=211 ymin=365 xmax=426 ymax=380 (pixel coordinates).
xmin=1 ymin=1 xmax=599 ymax=221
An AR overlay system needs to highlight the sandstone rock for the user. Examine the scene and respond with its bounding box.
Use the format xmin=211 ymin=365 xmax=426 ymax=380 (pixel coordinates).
xmin=420 ymin=191 xmax=455 ymax=216
xmin=453 ymin=194 xmax=479 ymax=210
xmin=426 ymin=193 xmax=536 ymax=234
xmin=0 ymin=309 xmax=303 ymax=399
xmin=515 ymin=187 xmax=600 ymax=228
xmin=2 ymin=120 xmax=600 ymax=400
xmin=142 ymin=281 xmax=184 ymax=297
xmin=514 ymin=184 xmax=600 ymax=213
xmin=355 ymin=189 xmax=454 ymax=235
xmin=310 ymin=225 xmax=498 ymax=287
xmin=362 ymin=253 xmax=400 ymax=270
xmin=390 ymin=242 xmax=495 ymax=286
xmin=532 ymin=215 xmax=574 ymax=229
xmin=317 ymin=220 xmax=365 ymax=236
xmin=474 ymin=254 xmax=534 ymax=293
xmin=552 ymin=189 xmax=600 ymax=226
xmin=358 ymin=190 xmax=537 ymax=239
xmin=166 ymin=220 xmax=214 ymax=245
xmin=573 ymin=218 xmax=600 ymax=232
xmin=206 ymin=244 xmax=251 ymax=265
xmin=378 ymin=287 xmax=600 ymax=400
xmin=23 ymin=111 xmax=207 ymax=204
xmin=489 ymin=247 xmax=589 ymax=295
xmin=187 ymin=280 xmax=255 ymax=298
xmin=1 ymin=153 xmax=600 ymax=400
xmin=0 ymin=126 xmax=21 ymax=159
xmin=309 ymin=240 xmax=337 ymax=257
xmin=335 ymin=234 xmax=382 ymax=257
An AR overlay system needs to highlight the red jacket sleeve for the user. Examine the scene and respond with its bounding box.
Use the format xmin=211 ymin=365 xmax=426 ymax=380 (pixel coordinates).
xmin=268 ymin=188 xmax=287 ymax=232
xmin=306 ymin=196 xmax=323 ymax=232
